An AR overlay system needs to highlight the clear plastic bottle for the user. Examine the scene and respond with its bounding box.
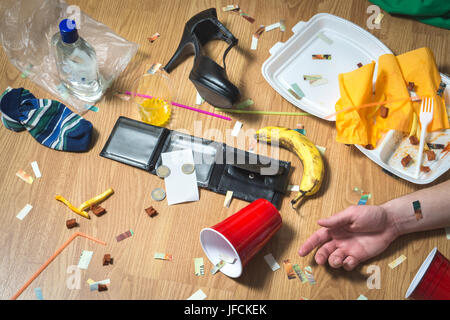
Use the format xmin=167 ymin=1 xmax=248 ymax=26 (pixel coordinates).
xmin=51 ymin=19 xmax=104 ymax=103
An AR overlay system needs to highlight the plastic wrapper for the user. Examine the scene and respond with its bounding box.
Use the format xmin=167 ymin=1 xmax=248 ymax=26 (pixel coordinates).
xmin=0 ymin=0 xmax=138 ymax=113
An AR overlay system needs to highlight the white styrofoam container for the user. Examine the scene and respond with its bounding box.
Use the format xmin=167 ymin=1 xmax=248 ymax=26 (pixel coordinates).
xmin=262 ymin=13 xmax=450 ymax=184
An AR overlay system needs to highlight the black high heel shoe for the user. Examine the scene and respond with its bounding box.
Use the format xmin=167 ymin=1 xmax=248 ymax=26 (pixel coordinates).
xmin=164 ymin=8 xmax=240 ymax=108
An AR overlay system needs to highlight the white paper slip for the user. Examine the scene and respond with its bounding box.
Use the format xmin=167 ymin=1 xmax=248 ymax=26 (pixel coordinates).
xmin=224 ymin=190 xmax=233 ymax=208
xmin=250 ymin=35 xmax=258 ymax=50
xmin=195 ymin=91 xmax=204 ymax=105
xmin=287 ymin=185 xmax=300 ymax=192
xmin=264 ymin=253 xmax=280 ymax=271
xmin=316 ymin=145 xmax=326 ymax=155
xmin=161 ymin=149 xmax=199 ymax=206
xmin=357 ymin=294 xmax=368 ymax=300
xmin=219 ymin=253 xmax=236 ymax=264
xmin=265 ymin=22 xmax=281 ymax=32
xmin=16 ymin=204 xmax=33 ymax=220
xmin=77 ymin=250 xmax=93 ymax=270
xmin=310 ymin=78 xmax=329 ymax=87
xmin=445 ymin=227 xmax=450 ymax=240
xmin=388 ymin=255 xmax=406 ymax=269
xmin=89 ymin=279 xmax=111 ymax=291
xmin=187 ymin=289 xmax=207 ymax=300
xmin=231 ymin=121 xmax=243 ymax=137
xmin=317 ymin=32 xmax=333 ymax=45
xmin=31 ymin=161 xmax=41 ymax=178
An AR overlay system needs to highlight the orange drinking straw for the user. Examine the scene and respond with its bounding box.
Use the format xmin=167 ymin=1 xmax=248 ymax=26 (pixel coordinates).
xmin=11 ymin=232 xmax=106 ymax=300
xmin=325 ymin=96 xmax=423 ymax=120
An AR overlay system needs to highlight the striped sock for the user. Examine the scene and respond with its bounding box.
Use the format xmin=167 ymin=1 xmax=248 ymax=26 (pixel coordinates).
xmin=0 ymin=87 xmax=93 ymax=152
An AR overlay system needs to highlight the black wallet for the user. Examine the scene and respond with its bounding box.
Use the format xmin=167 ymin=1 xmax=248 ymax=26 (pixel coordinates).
xmin=100 ymin=117 xmax=291 ymax=208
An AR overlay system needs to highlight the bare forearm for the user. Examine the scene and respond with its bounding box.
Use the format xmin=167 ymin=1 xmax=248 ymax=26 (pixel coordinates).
xmin=381 ymin=179 xmax=450 ymax=237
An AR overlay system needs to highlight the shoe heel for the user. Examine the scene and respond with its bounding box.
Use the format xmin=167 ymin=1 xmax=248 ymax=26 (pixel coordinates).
xmin=164 ymin=28 xmax=195 ymax=73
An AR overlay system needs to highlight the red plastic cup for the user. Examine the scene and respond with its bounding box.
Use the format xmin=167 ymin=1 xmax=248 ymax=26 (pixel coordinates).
xmin=405 ymin=247 xmax=450 ymax=300
xmin=200 ymin=199 xmax=282 ymax=278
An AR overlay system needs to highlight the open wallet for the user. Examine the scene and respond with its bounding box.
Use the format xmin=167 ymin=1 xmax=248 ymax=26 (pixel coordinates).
xmin=100 ymin=117 xmax=291 ymax=208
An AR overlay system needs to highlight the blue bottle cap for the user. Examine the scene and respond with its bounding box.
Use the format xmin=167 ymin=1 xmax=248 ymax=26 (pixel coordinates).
xmin=59 ymin=19 xmax=79 ymax=44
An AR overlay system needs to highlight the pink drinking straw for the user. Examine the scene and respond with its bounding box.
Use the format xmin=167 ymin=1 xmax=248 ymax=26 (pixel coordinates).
xmin=124 ymin=91 xmax=232 ymax=121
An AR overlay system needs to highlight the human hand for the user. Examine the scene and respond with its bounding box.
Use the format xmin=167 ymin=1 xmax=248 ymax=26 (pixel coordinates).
xmin=298 ymin=205 xmax=399 ymax=271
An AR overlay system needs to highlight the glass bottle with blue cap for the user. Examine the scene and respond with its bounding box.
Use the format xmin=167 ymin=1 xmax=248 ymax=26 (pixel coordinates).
xmin=51 ymin=19 xmax=104 ymax=103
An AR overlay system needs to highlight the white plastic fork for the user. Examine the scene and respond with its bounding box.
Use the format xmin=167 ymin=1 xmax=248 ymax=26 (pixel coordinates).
xmin=415 ymin=97 xmax=434 ymax=178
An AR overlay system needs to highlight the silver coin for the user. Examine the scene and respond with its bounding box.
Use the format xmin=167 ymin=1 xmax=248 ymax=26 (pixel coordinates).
xmin=151 ymin=188 xmax=166 ymax=201
xmin=181 ymin=163 xmax=195 ymax=175
xmin=156 ymin=165 xmax=171 ymax=178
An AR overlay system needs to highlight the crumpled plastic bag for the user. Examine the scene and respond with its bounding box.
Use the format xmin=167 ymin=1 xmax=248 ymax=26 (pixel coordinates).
xmin=335 ymin=47 xmax=449 ymax=147
xmin=0 ymin=0 xmax=138 ymax=113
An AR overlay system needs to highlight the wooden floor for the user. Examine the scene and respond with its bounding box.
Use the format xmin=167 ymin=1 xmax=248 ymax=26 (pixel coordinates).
xmin=0 ymin=0 xmax=449 ymax=300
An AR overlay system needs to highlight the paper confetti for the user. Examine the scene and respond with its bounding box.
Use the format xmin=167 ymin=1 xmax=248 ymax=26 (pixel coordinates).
xmin=218 ymin=254 xmax=236 ymax=264
xmin=427 ymin=143 xmax=445 ymax=149
xmin=264 ymin=253 xmax=280 ymax=271
xmin=290 ymin=83 xmax=305 ymax=99
xmin=317 ymin=32 xmax=333 ymax=45
xmin=357 ymin=294 xmax=368 ymax=300
xmin=238 ymin=10 xmax=255 ymax=23
xmin=195 ymin=91 xmax=204 ymax=105
xmin=211 ymin=260 xmax=227 ymax=275
xmin=86 ymin=278 xmax=96 ymax=285
xmin=283 ymin=259 xmax=296 ymax=280
xmin=16 ymin=169 xmax=34 ymax=184
xmin=287 ymin=185 xmax=300 ymax=192
xmin=31 ymin=161 xmax=41 ymax=178
xmin=194 ymin=258 xmax=205 ymax=276
xmin=292 ymin=264 xmax=308 ymax=283
xmin=250 ymin=35 xmax=259 ymax=50
xmin=235 ymin=99 xmax=254 ymax=109
xmin=310 ymin=78 xmax=328 ymax=87
xmin=77 ymin=250 xmax=93 ymax=270
xmin=147 ymin=63 xmax=162 ymax=74
xmin=116 ymin=229 xmax=134 ymax=242
xmin=312 ymin=54 xmax=331 ymax=60
xmin=154 ymin=252 xmax=173 ymax=261
xmin=304 ymin=266 xmax=316 ymax=284
xmin=374 ymin=13 xmax=384 ymax=25
xmin=388 ymin=255 xmax=406 ymax=269
xmin=413 ymin=200 xmax=423 ymax=221
xmin=147 ymin=32 xmax=160 ymax=43
xmin=265 ymin=22 xmax=281 ymax=32
xmin=34 ymin=287 xmax=44 ymax=300
xmin=224 ymin=190 xmax=233 ymax=208
xmin=315 ymin=145 xmax=326 ymax=156
xmin=279 ymin=20 xmax=286 ymax=32
xmin=187 ymin=289 xmax=207 ymax=300
xmin=231 ymin=121 xmax=243 ymax=137
xmin=445 ymin=227 xmax=450 ymax=240
xmin=222 ymin=4 xmax=239 ymax=12
xmin=89 ymin=279 xmax=111 ymax=291
xmin=114 ymin=91 xmax=131 ymax=101
xmin=16 ymin=204 xmax=33 ymax=220
xmin=358 ymin=193 xmax=370 ymax=205
xmin=303 ymin=75 xmax=322 ymax=82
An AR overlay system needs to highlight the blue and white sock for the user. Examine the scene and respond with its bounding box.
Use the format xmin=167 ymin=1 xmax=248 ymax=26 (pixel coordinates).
xmin=0 ymin=87 xmax=93 ymax=152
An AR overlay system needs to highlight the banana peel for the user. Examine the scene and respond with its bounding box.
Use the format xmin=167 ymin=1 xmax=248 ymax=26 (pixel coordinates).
xmin=255 ymin=126 xmax=324 ymax=209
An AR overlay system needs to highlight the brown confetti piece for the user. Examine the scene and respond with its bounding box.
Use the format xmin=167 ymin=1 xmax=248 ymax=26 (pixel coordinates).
xmin=380 ymin=106 xmax=389 ymax=118
xmin=407 ymin=82 xmax=415 ymax=91
xmin=424 ymin=150 xmax=436 ymax=161
xmin=103 ymin=254 xmax=112 ymax=266
xmin=420 ymin=165 xmax=430 ymax=173
xmin=98 ymin=284 xmax=108 ymax=292
xmin=365 ymin=144 xmax=374 ymax=150
xmin=409 ymin=136 xmax=419 ymax=145
xmin=145 ymin=206 xmax=158 ymax=217
xmin=147 ymin=32 xmax=160 ymax=43
xmin=66 ymin=219 xmax=78 ymax=229
xmin=357 ymin=62 xmax=363 ymax=68
xmin=401 ymin=154 xmax=412 ymax=167
xmin=90 ymin=204 xmax=106 ymax=217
